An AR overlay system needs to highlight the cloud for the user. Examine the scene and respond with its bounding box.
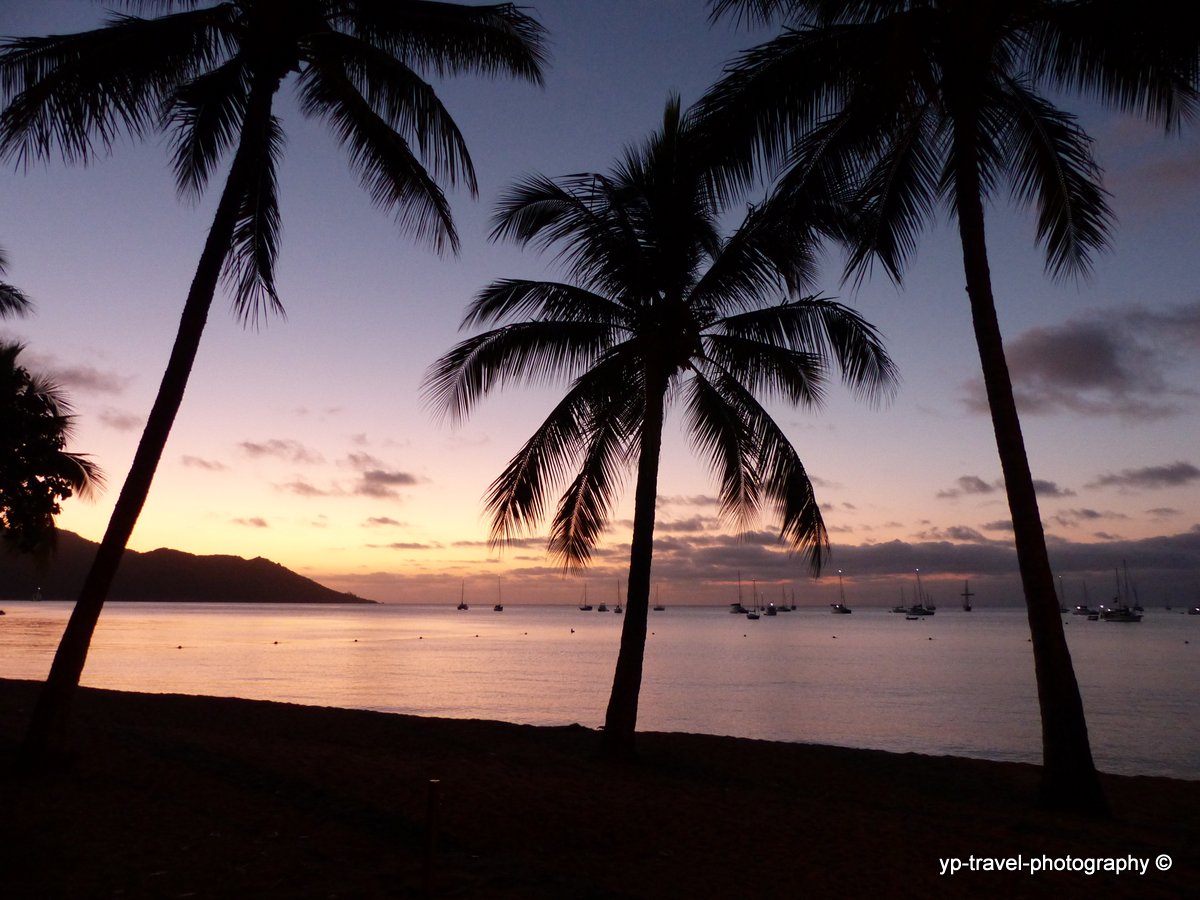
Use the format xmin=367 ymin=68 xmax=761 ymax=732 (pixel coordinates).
xmin=363 ymin=517 xmax=405 ymax=527
xmin=1086 ymin=461 xmax=1200 ymax=491
xmin=279 ymin=479 xmax=331 ymax=497
xmin=20 ymin=353 xmax=134 ymax=396
xmin=181 ymin=455 xmax=227 ymax=471
xmin=233 ymin=517 xmax=268 ymax=528
xmin=367 ymin=542 xmax=441 ymax=550
xmin=962 ymin=302 xmax=1200 ymax=421
xmin=354 ymin=469 xmax=419 ymax=498
xmin=1049 ymin=508 xmax=1128 ymax=528
xmin=981 ymin=520 xmax=1013 ymax=532
xmin=1032 ymin=479 xmax=1075 ymax=498
xmin=97 ymin=408 xmax=142 ymax=431
xmin=912 ymin=525 xmax=993 ymax=543
xmin=239 ymin=439 xmax=324 ymax=464
xmin=936 ymin=475 xmax=997 ymax=499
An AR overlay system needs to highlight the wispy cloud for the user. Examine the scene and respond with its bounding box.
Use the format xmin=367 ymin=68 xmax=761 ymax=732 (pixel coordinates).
xmin=181 ymin=455 xmax=227 ymax=471
xmin=363 ymin=516 xmax=405 ymax=527
xmin=936 ymin=475 xmax=997 ymax=499
xmin=239 ymin=439 xmax=324 ymax=464
xmin=1086 ymin=461 xmax=1200 ymax=491
xmin=97 ymin=408 xmax=142 ymax=431
xmin=233 ymin=517 xmax=268 ymax=528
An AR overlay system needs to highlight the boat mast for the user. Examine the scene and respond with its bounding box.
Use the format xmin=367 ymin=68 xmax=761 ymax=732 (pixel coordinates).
xmin=961 ymin=579 xmax=974 ymax=611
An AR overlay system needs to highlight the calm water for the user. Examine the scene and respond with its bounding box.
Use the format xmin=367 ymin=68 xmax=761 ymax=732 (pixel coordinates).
xmin=1 ymin=601 xmax=1196 ymax=780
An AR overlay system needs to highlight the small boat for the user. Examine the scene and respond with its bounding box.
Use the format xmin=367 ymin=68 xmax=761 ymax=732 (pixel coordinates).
xmin=1188 ymin=606 xmax=1200 ymax=616
xmin=612 ymin=580 xmax=623 ymax=614
xmin=746 ymin=580 xmax=761 ymax=620
xmin=579 ymin=584 xmax=593 ymax=611
xmin=764 ymin=601 xmax=778 ymax=616
xmin=1100 ymin=605 xmax=1142 ymax=623
xmin=1102 ymin=564 xmax=1142 ymax=623
xmin=457 ymin=581 xmax=469 ymax=611
xmin=831 ymin=569 xmax=852 ymax=614
xmin=652 ymin=586 xmax=665 ymax=611
xmin=961 ymin=579 xmax=974 ymax=612
xmin=730 ymin=573 xmax=750 ymax=615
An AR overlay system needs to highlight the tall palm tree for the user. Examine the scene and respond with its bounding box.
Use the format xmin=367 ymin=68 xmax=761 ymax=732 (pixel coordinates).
xmin=702 ymin=0 xmax=1197 ymax=813
xmin=1 ymin=0 xmax=545 ymax=761
xmin=1 ymin=342 xmax=103 ymax=557
xmin=0 ymin=246 xmax=32 ymax=318
xmin=424 ymin=97 xmax=897 ymax=757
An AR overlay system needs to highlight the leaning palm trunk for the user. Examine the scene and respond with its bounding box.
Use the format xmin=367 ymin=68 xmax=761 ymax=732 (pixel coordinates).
xmin=602 ymin=365 xmax=668 ymax=757
xmin=953 ymin=129 xmax=1106 ymax=814
xmin=20 ymin=79 xmax=278 ymax=764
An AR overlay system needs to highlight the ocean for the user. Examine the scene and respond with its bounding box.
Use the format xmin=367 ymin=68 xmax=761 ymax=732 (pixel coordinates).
xmin=1 ymin=601 xmax=1195 ymax=780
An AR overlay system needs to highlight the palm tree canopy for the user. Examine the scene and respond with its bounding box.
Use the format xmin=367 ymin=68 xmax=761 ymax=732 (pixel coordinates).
xmin=0 ymin=0 xmax=547 ymax=321
xmin=0 ymin=245 xmax=33 ymax=318
xmin=702 ymin=0 xmax=1198 ymax=283
xmin=425 ymin=97 xmax=897 ymax=573
xmin=0 ymin=341 xmax=103 ymax=555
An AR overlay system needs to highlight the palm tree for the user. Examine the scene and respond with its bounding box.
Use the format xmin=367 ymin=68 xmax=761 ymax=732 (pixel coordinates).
xmin=702 ymin=0 xmax=1197 ymax=813
xmin=0 ymin=246 xmax=32 ymax=319
xmin=1 ymin=0 xmax=545 ymax=761
xmin=1 ymin=341 xmax=103 ymax=556
xmin=424 ymin=97 xmax=897 ymax=757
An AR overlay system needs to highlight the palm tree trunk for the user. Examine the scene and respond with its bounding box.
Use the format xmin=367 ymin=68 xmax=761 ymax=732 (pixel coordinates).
xmin=952 ymin=125 xmax=1107 ymax=815
xmin=19 ymin=79 xmax=279 ymax=767
xmin=601 ymin=366 xmax=667 ymax=759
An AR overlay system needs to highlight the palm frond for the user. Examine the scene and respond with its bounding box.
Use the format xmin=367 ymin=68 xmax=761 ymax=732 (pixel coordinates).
xmin=422 ymin=319 xmax=620 ymax=424
xmin=482 ymin=352 xmax=636 ymax=555
xmin=0 ymin=245 xmax=32 ymax=318
xmin=705 ymin=367 xmax=829 ymax=572
xmin=305 ymin=29 xmax=477 ymax=195
xmin=462 ymin=279 xmax=626 ymax=330
xmin=546 ymin=387 xmax=639 ymax=569
xmin=0 ymin=7 xmax=232 ymax=166
xmin=1031 ymin=0 xmax=1199 ymax=133
xmin=297 ymin=55 xmax=457 ymax=252
xmin=995 ymin=76 xmax=1113 ymax=280
xmin=336 ymin=0 xmax=547 ymax=85
xmin=683 ymin=368 xmax=762 ymax=534
xmin=222 ymin=112 xmax=285 ymax=324
xmin=166 ymin=54 xmax=249 ymax=199
xmin=717 ymin=297 xmax=898 ymax=404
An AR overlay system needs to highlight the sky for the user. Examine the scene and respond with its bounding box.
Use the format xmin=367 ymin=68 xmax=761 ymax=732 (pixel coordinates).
xmin=2 ymin=1 xmax=1199 ymax=607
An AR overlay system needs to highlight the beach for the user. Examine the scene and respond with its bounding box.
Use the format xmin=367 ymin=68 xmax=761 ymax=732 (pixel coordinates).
xmin=1 ymin=678 xmax=1196 ymax=898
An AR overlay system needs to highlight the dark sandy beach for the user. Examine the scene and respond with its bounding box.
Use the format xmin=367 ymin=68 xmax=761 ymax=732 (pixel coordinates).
xmin=1 ymin=677 xmax=1196 ymax=898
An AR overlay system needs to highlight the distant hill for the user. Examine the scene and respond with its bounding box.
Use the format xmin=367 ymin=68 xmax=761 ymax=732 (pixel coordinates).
xmin=0 ymin=531 xmax=374 ymax=604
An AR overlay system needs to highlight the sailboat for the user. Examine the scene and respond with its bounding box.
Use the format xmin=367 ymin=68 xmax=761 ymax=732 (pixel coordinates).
xmin=831 ymin=569 xmax=852 ymax=613
xmin=493 ymin=579 xmax=504 ymax=612
xmin=906 ymin=569 xmax=934 ymax=616
xmin=730 ymin=572 xmax=749 ymax=614
xmin=1100 ymin=564 xmax=1142 ymax=622
xmin=579 ymin=583 xmax=593 ymax=611
xmin=652 ymin=586 xmax=665 ymax=611
xmin=457 ymin=581 xmax=469 ymax=611
xmin=746 ymin=580 xmax=760 ymax=620
xmin=613 ymin=579 xmax=623 ymax=614
xmin=961 ymin=579 xmax=974 ymax=612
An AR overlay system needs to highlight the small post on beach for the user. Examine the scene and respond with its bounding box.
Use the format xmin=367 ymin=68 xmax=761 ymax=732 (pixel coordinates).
xmin=423 ymin=778 xmax=441 ymax=896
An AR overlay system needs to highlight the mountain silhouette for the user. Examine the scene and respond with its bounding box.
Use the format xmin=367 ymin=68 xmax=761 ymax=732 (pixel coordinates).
xmin=1 ymin=531 xmax=373 ymax=604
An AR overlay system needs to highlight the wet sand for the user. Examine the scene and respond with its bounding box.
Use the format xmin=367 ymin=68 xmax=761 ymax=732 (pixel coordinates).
xmin=1 ymin=677 xmax=1196 ymax=898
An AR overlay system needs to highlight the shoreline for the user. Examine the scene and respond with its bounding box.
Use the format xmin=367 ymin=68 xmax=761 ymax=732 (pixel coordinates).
xmin=2 ymin=677 xmax=1197 ymax=897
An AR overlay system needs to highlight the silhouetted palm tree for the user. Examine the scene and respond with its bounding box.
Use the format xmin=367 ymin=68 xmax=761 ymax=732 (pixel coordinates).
xmin=0 ymin=246 xmax=32 ymax=318
xmin=425 ymin=97 xmax=897 ymax=757
xmin=1 ymin=341 xmax=103 ymax=556
xmin=1 ymin=0 xmax=545 ymax=761
xmin=703 ymin=0 xmax=1198 ymax=813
